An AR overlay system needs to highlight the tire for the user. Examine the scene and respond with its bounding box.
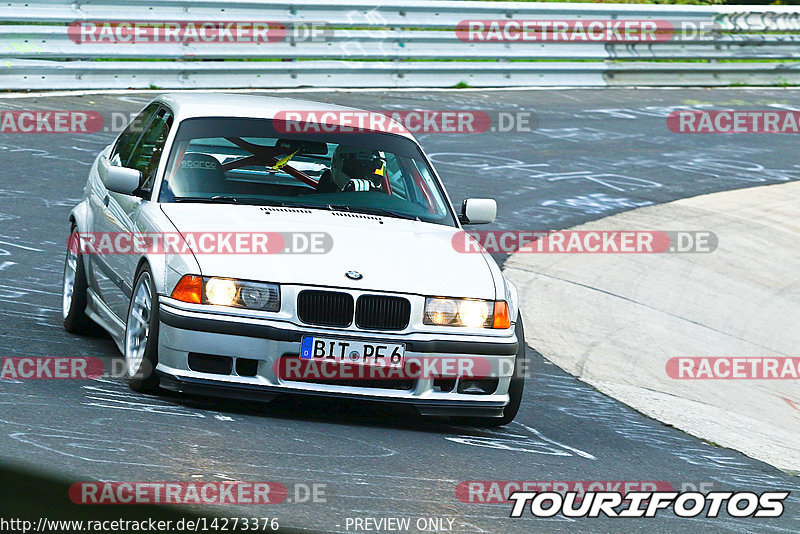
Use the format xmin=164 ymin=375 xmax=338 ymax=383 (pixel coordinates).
xmin=453 ymin=314 xmax=527 ymax=427
xmin=124 ymin=264 xmax=160 ymax=393
xmin=62 ymin=227 xmax=96 ymax=334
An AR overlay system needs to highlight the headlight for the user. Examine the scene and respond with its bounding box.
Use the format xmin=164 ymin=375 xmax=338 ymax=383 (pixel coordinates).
xmin=424 ymin=298 xmax=459 ymax=325
xmin=205 ymin=278 xmax=237 ymax=306
xmin=172 ymin=275 xmax=280 ymax=312
xmin=424 ymin=297 xmax=510 ymax=329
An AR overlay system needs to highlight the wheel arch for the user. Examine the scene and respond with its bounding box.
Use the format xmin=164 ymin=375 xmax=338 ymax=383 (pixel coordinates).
xmin=68 ymin=201 xmax=93 ymax=283
xmin=134 ymin=253 xmax=169 ymax=297
xmin=503 ymin=275 xmax=520 ymax=324
xmin=68 ymin=200 xmax=91 ymax=234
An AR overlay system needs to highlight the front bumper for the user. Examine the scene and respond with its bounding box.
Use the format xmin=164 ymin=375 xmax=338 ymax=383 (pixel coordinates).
xmin=156 ymin=299 xmax=518 ymax=418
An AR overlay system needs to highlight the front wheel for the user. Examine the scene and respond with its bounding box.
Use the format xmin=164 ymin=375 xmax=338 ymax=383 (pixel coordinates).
xmin=124 ymin=265 xmax=160 ymax=393
xmin=498 ymin=314 xmax=526 ymax=425
xmin=454 ymin=314 xmax=527 ymax=427
xmin=62 ymin=227 xmax=95 ymax=334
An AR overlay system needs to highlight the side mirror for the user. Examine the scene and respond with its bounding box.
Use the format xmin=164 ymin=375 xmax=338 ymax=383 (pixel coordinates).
xmin=460 ymin=198 xmax=496 ymax=225
xmin=98 ymin=156 xmax=141 ymax=195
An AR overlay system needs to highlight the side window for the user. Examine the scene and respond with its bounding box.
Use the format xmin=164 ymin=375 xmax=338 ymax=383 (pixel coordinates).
xmin=399 ymin=156 xmax=447 ymax=215
xmin=110 ymin=103 xmax=159 ymax=166
xmin=129 ymin=107 xmax=173 ymax=193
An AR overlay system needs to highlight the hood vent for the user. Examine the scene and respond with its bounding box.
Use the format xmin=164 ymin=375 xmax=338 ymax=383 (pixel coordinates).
xmin=331 ymin=211 xmax=382 ymax=221
xmin=260 ymin=207 xmax=313 ymax=214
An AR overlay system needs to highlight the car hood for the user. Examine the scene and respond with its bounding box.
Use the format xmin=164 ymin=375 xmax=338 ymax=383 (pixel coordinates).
xmin=160 ymin=204 xmax=497 ymax=299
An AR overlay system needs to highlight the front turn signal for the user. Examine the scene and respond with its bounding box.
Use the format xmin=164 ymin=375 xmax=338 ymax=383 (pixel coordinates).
xmin=171 ymin=275 xmax=203 ymax=304
xmin=492 ymin=301 xmax=510 ymax=329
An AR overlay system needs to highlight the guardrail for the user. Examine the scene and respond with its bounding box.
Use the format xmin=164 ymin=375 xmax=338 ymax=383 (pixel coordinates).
xmin=1 ymin=1 xmax=799 ymax=89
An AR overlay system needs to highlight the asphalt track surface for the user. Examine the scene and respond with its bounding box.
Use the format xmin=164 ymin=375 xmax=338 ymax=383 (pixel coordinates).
xmin=1 ymin=89 xmax=799 ymax=533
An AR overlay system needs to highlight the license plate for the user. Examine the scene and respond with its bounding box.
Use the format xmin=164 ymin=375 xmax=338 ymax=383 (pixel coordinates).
xmin=300 ymin=336 xmax=405 ymax=366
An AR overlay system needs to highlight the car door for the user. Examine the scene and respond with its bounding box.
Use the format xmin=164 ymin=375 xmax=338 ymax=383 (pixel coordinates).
xmin=88 ymin=103 xmax=158 ymax=318
xmin=94 ymin=104 xmax=173 ymax=320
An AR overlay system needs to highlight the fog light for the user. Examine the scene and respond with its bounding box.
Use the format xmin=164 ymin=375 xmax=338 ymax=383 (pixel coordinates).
xmin=458 ymin=378 xmax=499 ymax=395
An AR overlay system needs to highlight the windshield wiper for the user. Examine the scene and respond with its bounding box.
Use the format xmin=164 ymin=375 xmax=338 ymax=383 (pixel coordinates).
xmin=173 ymin=196 xmax=240 ymax=204
xmin=173 ymin=196 xmax=291 ymax=206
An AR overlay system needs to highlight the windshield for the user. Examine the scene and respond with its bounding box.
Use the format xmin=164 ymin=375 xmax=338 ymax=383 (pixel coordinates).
xmin=158 ymin=117 xmax=457 ymax=226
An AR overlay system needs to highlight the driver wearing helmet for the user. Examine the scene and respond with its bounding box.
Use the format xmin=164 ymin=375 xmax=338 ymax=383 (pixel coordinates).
xmin=317 ymin=145 xmax=387 ymax=193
